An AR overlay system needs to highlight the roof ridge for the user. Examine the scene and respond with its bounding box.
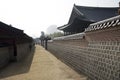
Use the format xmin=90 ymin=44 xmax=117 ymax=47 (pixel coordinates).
xmin=73 ymin=5 xmax=84 ymax=16
xmin=74 ymin=4 xmax=119 ymax=9
xmin=73 ymin=5 xmax=92 ymax=21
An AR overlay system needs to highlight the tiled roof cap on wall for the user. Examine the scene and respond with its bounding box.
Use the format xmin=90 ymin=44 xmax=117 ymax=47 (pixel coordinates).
xmin=53 ymin=32 xmax=85 ymax=40
xmin=85 ymin=15 xmax=120 ymax=32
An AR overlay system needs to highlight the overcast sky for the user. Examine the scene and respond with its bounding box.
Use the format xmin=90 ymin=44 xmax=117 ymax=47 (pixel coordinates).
xmin=0 ymin=0 xmax=119 ymax=38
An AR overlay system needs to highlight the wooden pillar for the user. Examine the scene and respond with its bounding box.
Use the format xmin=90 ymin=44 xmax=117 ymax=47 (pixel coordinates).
xmin=69 ymin=32 xmax=71 ymax=35
xmin=66 ymin=32 xmax=68 ymax=35
xmin=64 ymin=32 xmax=66 ymax=36
xmin=68 ymin=32 xmax=70 ymax=35
xmin=64 ymin=32 xmax=65 ymax=36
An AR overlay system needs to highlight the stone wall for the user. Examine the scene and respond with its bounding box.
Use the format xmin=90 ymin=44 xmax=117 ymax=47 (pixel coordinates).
xmin=48 ymin=16 xmax=120 ymax=80
xmin=16 ymin=43 xmax=32 ymax=61
xmin=0 ymin=47 xmax=10 ymax=68
xmin=0 ymin=42 xmax=35 ymax=68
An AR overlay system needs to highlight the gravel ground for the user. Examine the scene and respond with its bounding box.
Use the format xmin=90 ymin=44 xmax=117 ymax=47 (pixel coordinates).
xmin=0 ymin=45 xmax=87 ymax=80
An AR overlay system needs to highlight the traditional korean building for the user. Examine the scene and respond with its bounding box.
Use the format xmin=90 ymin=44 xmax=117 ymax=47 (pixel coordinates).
xmin=0 ymin=21 xmax=32 ymax=46
xmin=58 ymin=4 xmax=119 ymax=35
xmin=0 ymin=21 xmax=34 ymax=67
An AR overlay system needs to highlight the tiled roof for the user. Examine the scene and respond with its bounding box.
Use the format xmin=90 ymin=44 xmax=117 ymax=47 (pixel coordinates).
xmin=58 ymin=4 xmax=119 ymax=32
xmin=0 ymin=21 xmax=33 ymax=44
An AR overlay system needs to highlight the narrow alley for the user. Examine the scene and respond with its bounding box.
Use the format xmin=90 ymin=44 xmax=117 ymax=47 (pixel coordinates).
xmin=0 ymin=45 xmax=86 ymax=80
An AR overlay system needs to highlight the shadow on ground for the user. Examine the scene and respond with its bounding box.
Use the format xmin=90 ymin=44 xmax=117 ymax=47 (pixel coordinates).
xmin=0 ymin=47 xmax=36 ymax=79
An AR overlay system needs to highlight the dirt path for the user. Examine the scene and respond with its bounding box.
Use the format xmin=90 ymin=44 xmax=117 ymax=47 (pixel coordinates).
xmin=0 ymin=45 xmax=87 ymax=80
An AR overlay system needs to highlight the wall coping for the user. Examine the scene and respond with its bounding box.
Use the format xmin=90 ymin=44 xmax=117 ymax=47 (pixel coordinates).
xmin=85 ymin=15 xmax=120 ymax=32
xmin=53 ymin=32 xmax=85 ymax=40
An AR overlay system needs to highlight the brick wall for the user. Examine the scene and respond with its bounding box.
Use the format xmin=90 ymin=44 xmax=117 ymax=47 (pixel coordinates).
xmin=48 ymin=16 xmax=120 ymax=80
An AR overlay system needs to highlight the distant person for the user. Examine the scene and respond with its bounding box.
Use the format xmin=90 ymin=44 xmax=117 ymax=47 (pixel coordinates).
xmin=44 ymin=36 xmax=51 ymax=50
xmin=40 ymin=31 xmax=45 ymax=47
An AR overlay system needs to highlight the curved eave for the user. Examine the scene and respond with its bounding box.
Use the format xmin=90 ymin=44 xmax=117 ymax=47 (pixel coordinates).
xmin=57 ymin=24 xmax=72 ymax=30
